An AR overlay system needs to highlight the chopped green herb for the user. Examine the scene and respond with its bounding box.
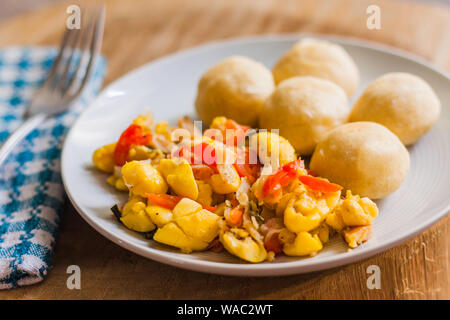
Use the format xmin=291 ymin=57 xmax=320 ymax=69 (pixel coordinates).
xmin=249 ymin=200 xmax=264 ymax=224
xmin=249 ymin=200 xmax=259 ymax=213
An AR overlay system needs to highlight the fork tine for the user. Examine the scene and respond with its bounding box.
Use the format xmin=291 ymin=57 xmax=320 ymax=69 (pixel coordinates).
xmin=50 ymin=28 xmax=81 ymax=90
xmin=25 ymin=5 xmax=105 ymax=117
xmin=40 ymin=26 xmax=79 ymax=90
xmin=54 ymin=7 xmax=90 ymax=94
xmin=63 ymin=5 xmax=105 ymax=99
xmin=56 ymin=7 xmax=91 ymax=95
xmin=54 ymin=28 xmax=82 ymax=94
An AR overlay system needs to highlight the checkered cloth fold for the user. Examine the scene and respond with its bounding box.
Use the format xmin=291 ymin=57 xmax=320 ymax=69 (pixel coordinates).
xmin=0 ymin=47 xmax=106 ymax=289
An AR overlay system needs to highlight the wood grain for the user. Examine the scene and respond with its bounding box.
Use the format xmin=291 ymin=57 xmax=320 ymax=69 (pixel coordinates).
xmin=0 ymin=0 xmax=448 ymax=299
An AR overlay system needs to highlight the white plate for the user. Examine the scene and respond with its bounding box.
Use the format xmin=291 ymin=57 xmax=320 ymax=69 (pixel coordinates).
xmin=62 ymin=34 xmax=450 ymax=276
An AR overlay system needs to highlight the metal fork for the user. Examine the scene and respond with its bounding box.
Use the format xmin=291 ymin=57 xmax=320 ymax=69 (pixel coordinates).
xmin=0 ymin=5 xmax=105 ymax=166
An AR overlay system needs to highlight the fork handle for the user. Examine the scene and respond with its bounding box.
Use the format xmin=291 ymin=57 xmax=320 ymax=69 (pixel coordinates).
xmin=0 ymin=114 xmax=47 ymax=166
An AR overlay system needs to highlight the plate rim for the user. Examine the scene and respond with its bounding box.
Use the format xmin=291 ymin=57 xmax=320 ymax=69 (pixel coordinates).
xmin=61 ymin=33 xmax=450 ymax=276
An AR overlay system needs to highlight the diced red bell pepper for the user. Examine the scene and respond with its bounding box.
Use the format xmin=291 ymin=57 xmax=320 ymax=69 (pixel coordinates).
xmin=176 ymin=141 xmax=217 ymax=168
xmin=223 ymin=119 xmax=250 ymax=146
xmin=193 ymin=142 xmax=216 ymax=166
xmin=146 ymin=193 xmax=182 ymax=210
xmin=234 ymin=149 xmax=261 ymax=184
xmin=261 ymin=159 xmax=304 ymax=198
xmin=264 ymin=232 xmax=283 ymax=254
xmin=225 ymin=207 xmax=244 ymax=226
xmin=298 ymin=175 xmax=343 ymax=193
xmin=113 ymin=124 xmax=152 ymax=166
xmin=203 ymin=205 xmax=217 ymax=212
xmin=191 ymin=164 xmax=215 ymax=180
xmin=146 ymin=193 xmax=217 ymax=212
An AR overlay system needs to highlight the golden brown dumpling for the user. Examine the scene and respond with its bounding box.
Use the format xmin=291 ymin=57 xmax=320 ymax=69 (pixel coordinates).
xmin=272 ymin=38 xmax=359 ymax=96
xmin=195 ymin=56 xmax=275 ymax=126
xmin=310 ymin=122 xmax=410 ymax=199
xmin=349 ymin=73 xmax=441 ymax=145
xmin=259 ymin=76 xmax=349 ymax=155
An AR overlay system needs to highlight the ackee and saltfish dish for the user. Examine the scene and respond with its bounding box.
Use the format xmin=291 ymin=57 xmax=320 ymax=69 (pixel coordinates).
xmin=93 ymin=114 xmax=378 ymax=263
xmin=91 ymin=38 xmax=440 ymax=263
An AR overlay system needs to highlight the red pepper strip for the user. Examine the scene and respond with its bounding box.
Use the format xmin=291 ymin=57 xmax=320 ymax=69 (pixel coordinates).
xmin=261 ymin=159 xmax=304 ymax=198
xmin=113 ymin=124 xmax=152 ymax=166
xmin=283 ymin=159 xmax=305 ymax=173
xmin=175 ymin=144 xmax=190 ymax=161
xmin=203 ymin=128 xmax=223 ymax=143
xmin=234 ymin=149 xmax=261 ymax=184
xmin=224 ymin=119 xmax=250 ymax=133
xmin=191 ymin=164 xmax=215 ymax=180
xmin=223 ymin=119 xmax=250 ymax=146
xmin=278 ymin=171 xmax=293 ymax=186
xmin=146 ymin=193 xmax=182 ymax=210
xmin=203 ymin=205 xmax=217 ymax=212
xmin=176 ymin=142 xmax=217 ymax=169
xmin=226 ymin=207 xmax=244 ymax=226
xmin=261 ymin=177 xmax=281 ymax=198
xmin=146 ymin=193 xmax=217 ymax=212
xmin=265 ymin=232 xmax=283 ymax=254
xmin=234 ymin=163 xmax=256 ymax=184
xmin=298 ymin=175 xmax=343 ymax=193
xmin=192 ymin=142 xmax=216 ymax=166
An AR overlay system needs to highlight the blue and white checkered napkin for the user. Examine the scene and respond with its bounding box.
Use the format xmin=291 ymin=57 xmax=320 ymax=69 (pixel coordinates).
xmin=0 ymin=47 xmax=106 ymax=289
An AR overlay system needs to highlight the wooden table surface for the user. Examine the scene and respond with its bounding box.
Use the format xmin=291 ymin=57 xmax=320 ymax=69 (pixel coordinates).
xmin=0 ymin=0 xmax=448 ymax=299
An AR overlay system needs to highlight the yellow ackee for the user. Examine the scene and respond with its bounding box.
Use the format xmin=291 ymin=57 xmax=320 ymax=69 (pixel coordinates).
xmin=158 ymin=158 xmax=198 ymax=200
xmin=128 ymin=145 xmax=162 ymax=162
xmin=282 ymin=230 xmax=323 ymax=257
xmin=121 ymin=161 xmax=168 ymax=197
xmin=325 ymin=210 xmax=346 ymax=231
xmin=343 ymin=226 xmax=373 ymax=248
xmin=154 ymin=222 xmax=209 ymax=253
xmin=250 ymin=131 xmax=297 ymax=169
xmin=154 ymin=121 xmax=171 ymax=141
xmin=145 ymin=204 xmax=173 ymax=228
xmin=173 ymin=198 xmax=202 ymax=218
xmin=284 ymin=205 xmax=322 ymax=233
xmin=132 ymin=113 xmax=153 ymax=130
xmin=196 ymin=180 xmax=213 ymax=207
xmin=220 ymin=228 xmax=267 ymax=263
xmin=153 ymin=198 xmax=220 ymax=253
xmin=339 ymin=192 xmax=378 ymax=226
xmin=278 ymin=189 xmax=342 ymax=256
xmin=210 ymin=116 xmax=227 ymax=130
xmin=283 ymin=190 xmax=340 ymax=233
xmin=176 ymin=209 xmax=219 ymax=243
xmin=317 ymin=224 xmax=330 ymax=244
xmin=209 ymin=164 xmax=241 ymax=194
xmin=92 ymin=142 xmax=116 ymax=173
xmin=326 ymin=191 xmax=378 ymax=231
xmin=120 ymin=196 xmax=156 ymax=232
xmin=106 ymin=175 xmax=128 ymax=191
xmin=93 ymin=114 xmax=382 ymax=262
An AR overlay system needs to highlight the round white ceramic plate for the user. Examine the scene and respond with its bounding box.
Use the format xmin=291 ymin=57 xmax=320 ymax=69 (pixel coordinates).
xmin=62 ymin=34 xmax=450 ymax=276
